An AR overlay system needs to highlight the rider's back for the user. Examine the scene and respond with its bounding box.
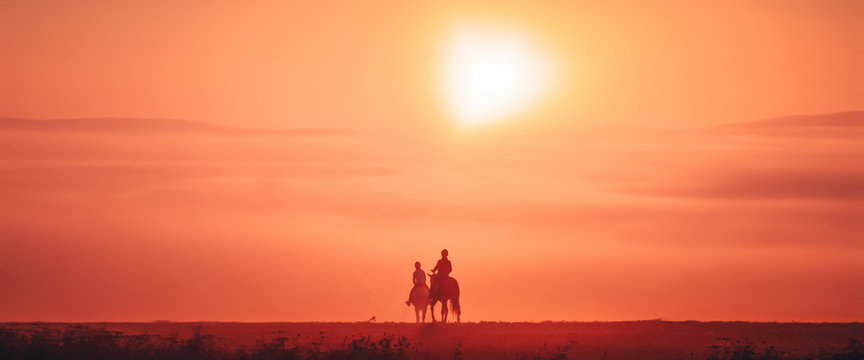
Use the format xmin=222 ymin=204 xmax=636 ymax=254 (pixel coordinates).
xmin=435 ymin=258 xmax=452 ymax=277
xmin=413 ymin=268 xmax=426 ymax=286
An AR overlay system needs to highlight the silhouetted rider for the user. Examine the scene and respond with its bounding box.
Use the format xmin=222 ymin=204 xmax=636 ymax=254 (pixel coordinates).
xmin=405 ymin=261 xmax=427 ymax=306
xmin=429 ymin=249 xmax=452 ymax=298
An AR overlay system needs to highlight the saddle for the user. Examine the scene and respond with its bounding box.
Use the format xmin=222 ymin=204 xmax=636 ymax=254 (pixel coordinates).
xmin=409 ymin=284 xmax=429 ymax=303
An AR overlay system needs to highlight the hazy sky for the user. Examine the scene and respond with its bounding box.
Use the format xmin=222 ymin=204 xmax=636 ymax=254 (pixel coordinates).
xmin=0 ymin=0 xmax=861 ymax=322
xmin=2 ymin=0 xmax=861 ymax=130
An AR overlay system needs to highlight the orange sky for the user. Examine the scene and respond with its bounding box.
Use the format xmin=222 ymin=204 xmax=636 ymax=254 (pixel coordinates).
xmin=0 ymin=0 xmax=862 ymax=322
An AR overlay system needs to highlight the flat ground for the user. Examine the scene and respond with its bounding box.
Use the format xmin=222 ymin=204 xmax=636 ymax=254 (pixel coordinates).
xmin=4 ymin=321 xmax=861 ymax=359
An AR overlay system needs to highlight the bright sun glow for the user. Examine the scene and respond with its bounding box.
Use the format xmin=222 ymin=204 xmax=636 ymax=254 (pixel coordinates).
xmin=443 ymin=24 xmax=555 ymax=128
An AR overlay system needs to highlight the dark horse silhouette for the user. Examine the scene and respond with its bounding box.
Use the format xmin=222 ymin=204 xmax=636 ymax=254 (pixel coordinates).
xmin=428 ymin=274 xmax=461 ymax=323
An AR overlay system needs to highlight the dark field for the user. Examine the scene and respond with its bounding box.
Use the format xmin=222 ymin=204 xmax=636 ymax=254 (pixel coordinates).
xmin=1 ymin=321 xmax=861 ymax=360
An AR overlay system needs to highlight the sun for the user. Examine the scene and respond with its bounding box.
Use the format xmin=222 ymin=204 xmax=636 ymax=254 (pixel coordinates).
xmin=442 ymin=24 xmax=555 ymax=128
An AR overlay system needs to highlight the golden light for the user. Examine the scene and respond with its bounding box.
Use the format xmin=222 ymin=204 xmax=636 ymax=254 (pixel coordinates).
xmin=442 ymin=24 xmax=556 ymax=128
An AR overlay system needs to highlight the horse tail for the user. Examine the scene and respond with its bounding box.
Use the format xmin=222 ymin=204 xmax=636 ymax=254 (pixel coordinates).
xmin=451 ymin=295 xmax=461 ymax=317
xmin=450 ymin=280 xmax=461 ymax=316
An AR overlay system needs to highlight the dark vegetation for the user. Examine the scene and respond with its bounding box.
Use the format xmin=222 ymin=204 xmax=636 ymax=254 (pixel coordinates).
xmin=0 ymin=325 xmax=417 ymax=360
xmin=0 ymin=324 xmax=860 ymax=360
xmin=704 ymin=337 xmax=862 ymax=360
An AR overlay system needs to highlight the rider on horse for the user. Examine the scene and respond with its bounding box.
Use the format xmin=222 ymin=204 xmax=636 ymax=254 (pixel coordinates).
xmin=429 ymin=249 xmax=451 ymax=298
xmin=405 ymin=261 xmax=427 ymax=306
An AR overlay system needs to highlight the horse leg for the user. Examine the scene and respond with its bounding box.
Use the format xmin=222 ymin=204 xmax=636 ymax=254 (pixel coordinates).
xmin=430 ymin=299 xmax=437 ymax=322
xmin=454 ymin=296 xmax=461 ymax=323
xmin=442 ymin=300 xmax=448 ymax=323
xmin=422 ymin=307 xmax=427 ymax=323
xmin=414 ymin=307 xmax=419 ymax=323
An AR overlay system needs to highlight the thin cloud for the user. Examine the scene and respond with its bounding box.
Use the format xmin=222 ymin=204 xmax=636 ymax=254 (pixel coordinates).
xmin=624 ymin=169 xmax=864 ymax=201
xmin=713 ymin=111 xmax=864 ymax=137
xmin=0 ymin=117 xmax=365 ymax=137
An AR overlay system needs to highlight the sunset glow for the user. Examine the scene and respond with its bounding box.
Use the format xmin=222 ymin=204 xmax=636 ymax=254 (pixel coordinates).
xmin=442 ymin=24 xmax=555 ymax=127
xmin=0 ymin=0 xmax=861 ymax=325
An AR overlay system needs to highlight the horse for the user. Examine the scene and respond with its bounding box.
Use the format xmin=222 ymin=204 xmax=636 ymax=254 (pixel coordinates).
xmin=407 ymin=284 xmax=430 ymax=323
xmin=428 ymin=274 xmax=461 ymax=323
